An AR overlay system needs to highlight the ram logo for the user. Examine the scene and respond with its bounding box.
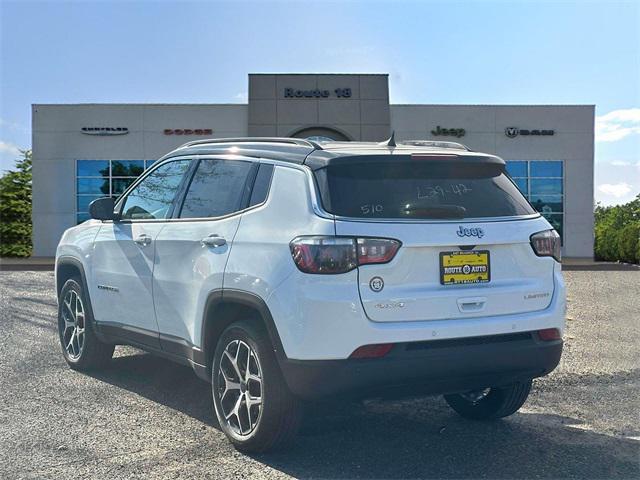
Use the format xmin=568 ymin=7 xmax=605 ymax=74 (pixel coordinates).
xmin=505 ymin=127 xmax=519 ymax=138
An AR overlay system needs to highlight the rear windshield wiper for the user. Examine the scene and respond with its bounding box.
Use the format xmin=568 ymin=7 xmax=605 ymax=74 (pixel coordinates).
xmin=402 ymin=203 xmax=467 ymax=219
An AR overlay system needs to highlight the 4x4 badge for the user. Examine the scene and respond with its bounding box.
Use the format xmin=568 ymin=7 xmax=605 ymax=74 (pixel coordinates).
xmin=369 ymin=277 xmax=384 ymax=292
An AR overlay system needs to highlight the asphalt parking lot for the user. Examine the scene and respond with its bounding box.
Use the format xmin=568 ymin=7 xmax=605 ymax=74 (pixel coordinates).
xmin=0 ymin=269 xmax=638 ymax=479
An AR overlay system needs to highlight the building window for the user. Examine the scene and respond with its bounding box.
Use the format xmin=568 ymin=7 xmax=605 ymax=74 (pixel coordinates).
xmin=506 ymin=160 xmax=564 ymax=241
xmin=76 ymin=159 xmax=154 ymax=223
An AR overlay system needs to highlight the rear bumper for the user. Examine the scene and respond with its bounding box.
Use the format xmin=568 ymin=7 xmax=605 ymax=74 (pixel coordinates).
xmin=279 ymin=331 xmax=562 ymax=399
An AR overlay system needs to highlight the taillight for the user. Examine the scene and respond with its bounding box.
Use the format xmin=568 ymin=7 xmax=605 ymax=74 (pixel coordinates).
xmin=357 ymin=238 xmax=401 ymax=265
xmin=530 ymin=229 xmax=561 ymax=262
xmin=290 ymin=236 xmax=401 ymax=274
xmin=290 ymin=237 xmax=357 ymax=274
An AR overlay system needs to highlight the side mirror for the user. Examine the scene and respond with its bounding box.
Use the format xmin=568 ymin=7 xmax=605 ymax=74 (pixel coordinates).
xmin=89 ymin=197 xmax=117 ymax=221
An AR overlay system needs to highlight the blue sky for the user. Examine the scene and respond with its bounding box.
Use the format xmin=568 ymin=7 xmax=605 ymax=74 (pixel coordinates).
xmin=1 ymin=0 xmax=638 ymax=205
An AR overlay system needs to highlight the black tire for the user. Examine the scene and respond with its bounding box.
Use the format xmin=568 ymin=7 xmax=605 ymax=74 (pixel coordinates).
xmin=58 ymin=278 xmax=114 ymax=370
xmin=444 ymin=380 xmax=533 ymax=420
xmin=211 ymin=320 xmax=301 ymax=453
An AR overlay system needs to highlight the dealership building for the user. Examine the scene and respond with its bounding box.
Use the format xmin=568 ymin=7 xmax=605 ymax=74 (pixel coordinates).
xmin=32 ymin=73 xmax=595 ymax=257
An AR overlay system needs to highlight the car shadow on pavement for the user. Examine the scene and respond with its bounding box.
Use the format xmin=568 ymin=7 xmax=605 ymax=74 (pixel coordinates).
xmin=269 ymin=404 xmax=640 ymax=479
xmin=87 ymin=349 xmax=217 ymax=427
xmin=87 ymin=350 xmax=639 ymax=479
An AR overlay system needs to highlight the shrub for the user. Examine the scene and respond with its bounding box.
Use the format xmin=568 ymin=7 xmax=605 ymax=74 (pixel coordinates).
xmin=617 ymin=223 xmax=640 ymax=263
xmin=594 ymin=194 xmax=640 ymax=264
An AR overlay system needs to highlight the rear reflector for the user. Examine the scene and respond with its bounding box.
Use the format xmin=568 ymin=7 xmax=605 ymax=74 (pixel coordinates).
xmin=537 ymin=328 xmax=562 ymax=341
xmin=349 ymin=343 xmax=394 ymax=359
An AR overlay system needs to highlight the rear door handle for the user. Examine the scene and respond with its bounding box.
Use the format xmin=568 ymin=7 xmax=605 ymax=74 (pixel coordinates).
xmin=201 ymin=234 xmax=227 ymax=248
xmin=134 ymin=234 xmax=152 ymax=246
xmin=457 ymin=296 xmax=486 ymax=313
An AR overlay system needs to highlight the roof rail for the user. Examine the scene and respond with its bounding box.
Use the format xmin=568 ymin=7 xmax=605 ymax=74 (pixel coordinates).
xmin=177 ymin=137 xmax=323 ymax=150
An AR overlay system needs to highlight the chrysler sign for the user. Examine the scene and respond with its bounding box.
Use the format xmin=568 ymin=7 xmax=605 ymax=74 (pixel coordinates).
xmin=81 ymin=127 xmax=128 ymax=135
xmin=505 ymin=127 xmax=554 ymax=138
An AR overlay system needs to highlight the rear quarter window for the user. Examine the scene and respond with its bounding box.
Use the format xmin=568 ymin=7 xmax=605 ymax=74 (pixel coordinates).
xmin=314 ymin=160 xmax=535 ymax=219
xmin=248 ymin=164 xmax=274 ymax=207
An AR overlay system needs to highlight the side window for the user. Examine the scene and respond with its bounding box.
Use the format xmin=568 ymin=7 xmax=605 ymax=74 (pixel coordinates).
xmin=249 ymin=164 xmax=274 ymax=207
xmin=120 ymin=160 xmax=190 ymax=220
xmin=180 ymin=159 xmax=254 ymax=219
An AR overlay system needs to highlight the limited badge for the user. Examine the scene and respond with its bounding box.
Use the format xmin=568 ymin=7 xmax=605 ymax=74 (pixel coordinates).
xmin=369 ymin=277 xmax=384 ymax=292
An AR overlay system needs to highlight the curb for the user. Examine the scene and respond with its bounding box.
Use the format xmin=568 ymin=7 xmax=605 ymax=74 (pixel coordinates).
xmin=0 ymin=257 xmax=55 ymax=272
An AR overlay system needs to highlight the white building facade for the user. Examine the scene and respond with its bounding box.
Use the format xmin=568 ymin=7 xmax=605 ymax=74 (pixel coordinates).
xmin=32 ymin=73 xmax=594 ymax=257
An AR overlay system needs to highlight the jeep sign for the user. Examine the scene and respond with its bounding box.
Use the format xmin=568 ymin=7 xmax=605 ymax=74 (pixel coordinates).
xmin=431 ymin=126 xmax=466 ymax=138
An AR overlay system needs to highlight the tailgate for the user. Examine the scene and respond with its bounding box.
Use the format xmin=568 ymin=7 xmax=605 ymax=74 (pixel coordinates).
xmin=336 ymin=217 xmax=556 ymax=323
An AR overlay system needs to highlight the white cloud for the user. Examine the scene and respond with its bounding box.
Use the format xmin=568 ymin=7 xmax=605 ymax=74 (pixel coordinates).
xmin=234 ymin=92 xmax=248 ymax=102
xmin=0 ymin=140 xmax=21 ymax=156
xmin=597 ymin=182 xmax=633 ymax=198
xmin=595 ymin=161 xmax=640 ymax=205
xmin=607 ymin=160 xmax=640 ymax=172
xmin=595 ymin=108 xmax=640 ymax=142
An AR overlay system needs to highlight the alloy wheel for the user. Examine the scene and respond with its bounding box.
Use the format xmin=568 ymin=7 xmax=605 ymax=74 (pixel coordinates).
xmin=60 ymin=289 xmax=85 ymax=360
xmin=217 ymin=339 xmax=263 ymax=437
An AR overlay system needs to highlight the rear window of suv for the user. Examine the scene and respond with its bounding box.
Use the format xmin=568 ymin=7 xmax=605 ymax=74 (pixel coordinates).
xmin=314 ymin=160 xmax=535 ymax=219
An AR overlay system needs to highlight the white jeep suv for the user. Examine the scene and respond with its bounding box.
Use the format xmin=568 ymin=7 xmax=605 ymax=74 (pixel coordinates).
xmin=55 ymin=137 xmax=565 ymax=452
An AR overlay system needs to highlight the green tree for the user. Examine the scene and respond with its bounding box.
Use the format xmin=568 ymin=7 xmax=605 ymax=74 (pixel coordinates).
xmin=0 ymin=149 xmax=32 ymax=257
xmin=594 ymin=194 xmax=640 ymax=264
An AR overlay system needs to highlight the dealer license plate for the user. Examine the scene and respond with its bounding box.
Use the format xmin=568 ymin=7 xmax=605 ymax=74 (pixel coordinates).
xmin=440 ymin=250 xmax=491 ymax=285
